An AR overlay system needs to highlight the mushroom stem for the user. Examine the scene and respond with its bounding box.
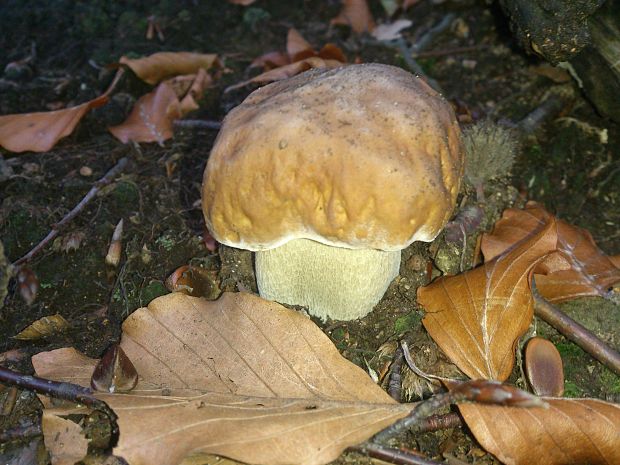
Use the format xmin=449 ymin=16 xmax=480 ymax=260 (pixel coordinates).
xmin=256 ymin=239 xmax=400 ymax=321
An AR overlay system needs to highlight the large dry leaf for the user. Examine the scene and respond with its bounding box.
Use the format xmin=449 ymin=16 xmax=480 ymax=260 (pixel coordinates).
xmin=33 ymin=292 xmax=411 ymax=465
xmin=120 ymin=52 xmax=220 ymax=85
xmin=331 ymin=0 xmax=376 ymax=34
xmin=418 ymin=218 xmax=557 ymax=381
xmin=482 ymin=202 xmax=620 ymax=303
xmin=459 ymin=398 xmax=620 ymax=465
xmin=0 ymin=95 xmax=108 ymax=153
xmin=42 ymin=412 xmax=89 ymax=465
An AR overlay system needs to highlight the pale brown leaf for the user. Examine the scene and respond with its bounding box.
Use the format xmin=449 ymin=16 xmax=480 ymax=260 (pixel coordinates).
xmin=331 ymin=0 xmax=376 ymax=34
xmin=459 ymin=398 xmax=620 ymax=465
xmin=0 ymin=95 xmax=108 ymax=153
xmin=225 ymin=57 xmax=345 ymax=92
xmin=418 ymin=218 xmax=557 ymax=381
xmin=120 ymin=52 xmax=220 ymax=85
xmin=42 ymin=412 xmax=89 ymax=465
xmin=482 ymin=202 xmax=620 ymax=303
xmin=108 ymin=83 xmax=181 ymax=144
xmin=286 ymin=28 xmax=315 ymax=61
xmin=33 ymin=292 xmax=411 ymax=465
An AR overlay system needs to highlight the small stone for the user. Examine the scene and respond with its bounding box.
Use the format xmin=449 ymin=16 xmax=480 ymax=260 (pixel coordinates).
xmin=79 ymin=166 xmax=93 ymax=176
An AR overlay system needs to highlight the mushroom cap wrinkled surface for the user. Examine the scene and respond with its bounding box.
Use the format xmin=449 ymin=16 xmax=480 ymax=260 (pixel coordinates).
xmin=202 ymin=63 xmax=464 ymax=251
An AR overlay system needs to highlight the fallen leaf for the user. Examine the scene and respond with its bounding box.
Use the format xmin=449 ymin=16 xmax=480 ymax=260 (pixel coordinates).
xmin=42 ymin=412 xmax=89 ymax=465
xmin=0 ymin=95 xmax=108 ymax=153
xmin=371 ymin=19 xmax=412 ymax=41
xmin=227 ymin=0 xmax=256 ymax=4
xmin=91 ymin=344 xmax=138 ymax=393
xmin=459 ymin=398 xmax=620 ymax=465
xmin=108 ymin=83 xmax=180 ymax=144
xmin=331 ymin=0 xmax=376 ymax=34
xmin=287 ymin=28 xmax=315 ymax=61
xmin=33 ymin=292 xmax=411 ymax=465
xmin=14 ymin=314 xmax=70 ymax=340
xmin=418 ymin=218 xmax=557 ymax=381
xmin=225 ymin=57 xmax=345 ymax=92
xmin=119 ymin=52 xmax=221 ymax=85
xmin=482 ymin=202 xmax=620 ymax=303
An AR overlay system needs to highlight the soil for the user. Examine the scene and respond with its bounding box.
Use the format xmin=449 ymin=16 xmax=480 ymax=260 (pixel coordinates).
xmin=0 ymin=1 xmax=618 ymax=464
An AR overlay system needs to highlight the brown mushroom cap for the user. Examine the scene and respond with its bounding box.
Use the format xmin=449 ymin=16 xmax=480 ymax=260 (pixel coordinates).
xmin=202 ymin=63 xmax=464 ymax=252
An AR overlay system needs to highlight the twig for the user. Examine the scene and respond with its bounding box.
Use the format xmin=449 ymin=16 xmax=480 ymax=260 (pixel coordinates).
xmin=518 ymin=86 xmax=574 ymax=134
xmin=12 ymin=157 xmax=130 ymax=267
xmin=0 ymin=423 xmax=42 ymax=442
xmin=372 ymin=379 xmax=545 ymax=444
xmin=411 ymin=14 xmax=456 ymax=55
xmin=394 ymin=38 xmax=444 ymax=94
xmin=388 ymin=345 xmax=405 ymax=401
xmin=533 ymin=285 xmax=620 ymax=375
xmin=349 ymin=443 xmax=445 ymax=465
xmin=416 ymin=412 xmax=463 ymax=433
xmin=0 ymin=366 xmax=118 ymax=446
xmin=173 ymin=119 xmax=222 ymax=130
xmin=413 ymin=45 xmax=489 ymax=59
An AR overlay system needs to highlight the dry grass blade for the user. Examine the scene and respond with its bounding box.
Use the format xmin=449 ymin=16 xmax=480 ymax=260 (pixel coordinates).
xmin=33 ymin=292 xmax=411 ymax=465
xmin=482 ymin=202 xmax=620 ymax=303
xmin=418 ymin=218 xmax=557 ymax=380
xmin=459 ymin=398 xmax=620 ymax=465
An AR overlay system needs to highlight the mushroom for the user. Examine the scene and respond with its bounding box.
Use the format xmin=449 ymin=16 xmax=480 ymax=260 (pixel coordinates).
xmin=202 ymin=63 xmax=464 ymax=320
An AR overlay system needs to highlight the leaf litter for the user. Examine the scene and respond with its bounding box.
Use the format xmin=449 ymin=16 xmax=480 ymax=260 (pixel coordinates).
xmin=33 ymin=292 xmax=412 ymax=465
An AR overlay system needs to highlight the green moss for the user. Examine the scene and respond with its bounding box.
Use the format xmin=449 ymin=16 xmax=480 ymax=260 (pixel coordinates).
xmin=563 ymin=380 xmax=585 ymax=398
xmin=394 ymin=312 xmax=420 ymax=335
xmin=140 ymin=281 xmax=168 ymax=306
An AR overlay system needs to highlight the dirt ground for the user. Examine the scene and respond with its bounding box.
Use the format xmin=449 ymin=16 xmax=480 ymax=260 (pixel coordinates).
xmin=1 ymin=1 xmax=619 ymax=464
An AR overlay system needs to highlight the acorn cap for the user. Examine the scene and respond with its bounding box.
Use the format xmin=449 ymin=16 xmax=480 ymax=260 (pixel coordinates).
xmin=202 ymin=63 xmax=464 ymax=252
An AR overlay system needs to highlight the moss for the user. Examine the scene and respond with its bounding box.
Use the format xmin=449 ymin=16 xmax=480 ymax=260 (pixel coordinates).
xmin=394 ymin=312 xmax=420 ymax=335
xmin=140 ymin=281 xmax=168 ymax=306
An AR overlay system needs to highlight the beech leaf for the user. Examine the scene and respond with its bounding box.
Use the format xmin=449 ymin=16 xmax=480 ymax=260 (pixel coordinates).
xmin=482 ymin=202 xmax=620 ymax=303
xmin=331 ymin=0 xmax=376 ymax=34
xmin=42 ymin=412 xmax=89 ymax=465
xmin=32 ymin=292 xmax=411 ymax=465
xmin=417 ymin=218 xmax=557 ymax=381
xmin=459 ymin=398 xmax=620 ymax=465
xmin=0 ymin=95 xmax=108 ymax=153
xmin=119 ymin=52 xmax=221 ymax=86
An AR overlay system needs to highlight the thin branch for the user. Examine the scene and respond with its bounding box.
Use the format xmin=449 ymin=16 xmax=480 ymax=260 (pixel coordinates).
xmin=388 ymin=345 xmax=404 ymax=401
xmin=416 ymin=412 xmax=463 ymax=433
xmin=0 ymin=366 xmax=118 ymax=446
xmin=12 ymin=156 xmax=130 ymax=267
xmin=349 ymin=443 xmax=445 ymax=465
xmin=0 ymin=423 xmax=42 ymax=443
xmin=533 ymin=285 xmax=620 ymax=375
xmin=173 ymin=119 xmax=222 ymax=130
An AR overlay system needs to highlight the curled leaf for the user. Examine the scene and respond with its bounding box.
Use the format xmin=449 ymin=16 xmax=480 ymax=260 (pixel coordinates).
xmin=482 ymin=202 xmax=620 ymax=303
xmin=119 ymin=52 xmax=221 ymax=85
xmin=14 ymin=314 xmax=70 ymax=340
xmin=460 ymin=398 xmax=620 ymax=465
xmin=42 ymin=412 xmax=89 ymax=465
xmin=418 ymin=218 xmax=557 ymax=380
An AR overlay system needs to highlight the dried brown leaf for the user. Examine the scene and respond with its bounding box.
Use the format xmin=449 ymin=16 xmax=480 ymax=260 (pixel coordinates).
xmin=227 ymin=0 xmax=256 ymax=4
xmin=14 ymin=314 xmax=70 ymax=340
xmin=225 ymin=57 xmax=345 ymax=92
xmin=0 ymin=95 xmax=108 ymax=153
xmin=42 ymin=412 xmax=89 ymax=465
xmin=331 ymin=0 xmax=376 ymax=34
xmin=119 ymin=52 xmax=220 ymax=85
xmin=459 ymin=398 xmax=620 ymax=465
xmin=33 ymin=292 xmax=411 ymax=465
xmin=482 ymin=202 xmax=620 ymax=303
xmin=287 ymin=28 xmax=315 ymax=61
xmin=418 ymin=218 xmax=557 ymax=380
xmin=108 ymin=83 xmax=181 ymax=144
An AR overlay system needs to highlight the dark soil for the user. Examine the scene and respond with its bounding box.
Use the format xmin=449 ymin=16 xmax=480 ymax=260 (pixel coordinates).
xmin=1 ymin=1 xmax=618 ymax=464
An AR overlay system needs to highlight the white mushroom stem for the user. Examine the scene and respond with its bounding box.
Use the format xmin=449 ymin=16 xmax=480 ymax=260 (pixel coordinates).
xmin=255 ymin=238 xmax=401 ymax=321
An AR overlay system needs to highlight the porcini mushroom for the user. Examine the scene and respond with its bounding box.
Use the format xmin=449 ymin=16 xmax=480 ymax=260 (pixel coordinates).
xmin=202 ymin=63 xmax=464 ymax=320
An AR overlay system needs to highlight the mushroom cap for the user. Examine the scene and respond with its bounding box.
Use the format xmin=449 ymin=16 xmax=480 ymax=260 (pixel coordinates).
xmin=202 ymin=63 xmax=464 ymax=252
